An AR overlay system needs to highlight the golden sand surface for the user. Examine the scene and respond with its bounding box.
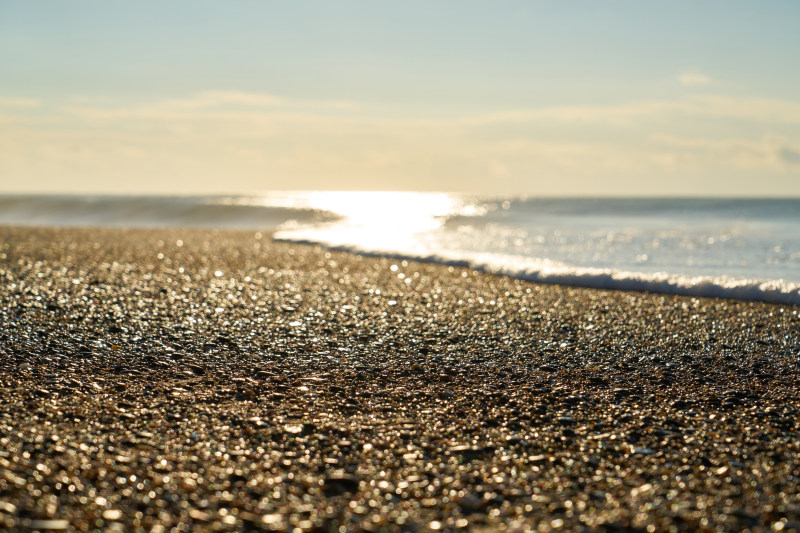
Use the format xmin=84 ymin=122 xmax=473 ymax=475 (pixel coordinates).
xmin=1 ymin=226 xmax=799 ymax=532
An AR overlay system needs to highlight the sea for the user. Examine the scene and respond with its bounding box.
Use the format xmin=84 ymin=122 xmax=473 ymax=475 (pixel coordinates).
xmin=1 ymin=192 xmax=799 ymax=306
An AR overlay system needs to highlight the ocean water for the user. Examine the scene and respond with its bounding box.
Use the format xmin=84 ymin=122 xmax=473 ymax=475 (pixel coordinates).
xmin=2 ymin=192 xmax=799 ymax=305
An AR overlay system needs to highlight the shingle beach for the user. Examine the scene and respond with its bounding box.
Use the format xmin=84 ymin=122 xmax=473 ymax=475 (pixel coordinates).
xmin=1 ymin=227 xmax=799 ymax=532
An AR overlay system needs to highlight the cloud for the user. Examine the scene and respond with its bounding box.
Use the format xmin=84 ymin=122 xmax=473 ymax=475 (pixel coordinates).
xmin=778 ymin=147 xmax=800 ymax=166
xmin=2 ymin=90 xmax=800 ymax=195
xmin=650 ymin=135 xmax=798 ymax=171
xmin=60 ymin=91 xmax=360 ymax=124
xmin=0 ymin=97 xmax=41 ymax=108
xmin=687 ymin=95 xmax=800 ymax=123
xmin=54 ymin=91 xmax=800 ymax=129
xmin=463 ymin=100 xmax=691 ymax=126
xmin=465 ymin=95 xmax=800 ymax=126
xmin=679 ymin=72 xmax=712 ymax=87
xmin=168 ymin=91 xmax=287 ymax=109
xmin=152 ymin=90 xmax=355 ymax=112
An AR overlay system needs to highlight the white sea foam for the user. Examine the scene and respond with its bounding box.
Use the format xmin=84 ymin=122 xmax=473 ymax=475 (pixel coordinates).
xmin=471 ymin=254 xmax=800 ymax=305
xmin=274 ymin=235 xmax=800 ymax=306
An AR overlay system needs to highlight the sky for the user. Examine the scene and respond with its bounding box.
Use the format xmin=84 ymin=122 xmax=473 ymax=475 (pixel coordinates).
xmin=1 ymin=1 xmax=800 ymax=196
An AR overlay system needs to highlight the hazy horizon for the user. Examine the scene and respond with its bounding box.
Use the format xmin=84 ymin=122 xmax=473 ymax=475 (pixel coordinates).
xmin=2 ymin=190 xmax=800 ymax=200
xmin=2 ymin=1 xmax=799 ymax=196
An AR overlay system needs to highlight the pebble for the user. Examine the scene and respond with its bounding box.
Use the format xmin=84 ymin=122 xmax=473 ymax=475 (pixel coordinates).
xmin=26 ymin=519 xmax=70 ymax=530
xmin=102 ymin=509 xmax=123 ymax=520
xmin=323 ymin=474 xmax=360 ymax=495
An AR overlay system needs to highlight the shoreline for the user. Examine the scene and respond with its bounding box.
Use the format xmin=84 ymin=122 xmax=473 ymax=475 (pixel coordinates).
xmin=274 ymin=235 xmax=800 ymax=308
xmin=1 ymin=226 xmax=799 ymax=531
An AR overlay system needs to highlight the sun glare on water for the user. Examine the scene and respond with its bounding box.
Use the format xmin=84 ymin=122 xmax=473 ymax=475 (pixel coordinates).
xmin=271 ymin=191 xmax=471 ymax=254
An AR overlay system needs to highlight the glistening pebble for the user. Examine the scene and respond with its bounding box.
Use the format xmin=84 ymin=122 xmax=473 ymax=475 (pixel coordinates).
xmin=1 ymin=227 xmax=799 ymax=532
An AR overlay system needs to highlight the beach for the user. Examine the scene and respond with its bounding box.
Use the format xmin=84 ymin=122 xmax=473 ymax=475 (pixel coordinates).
xmin=1 ymin=226 xmax=799 ymax=532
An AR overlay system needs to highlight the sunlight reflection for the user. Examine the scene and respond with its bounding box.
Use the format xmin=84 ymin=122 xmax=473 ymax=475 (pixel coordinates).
xmin=270 ymin=191 xmax=477 ymax=254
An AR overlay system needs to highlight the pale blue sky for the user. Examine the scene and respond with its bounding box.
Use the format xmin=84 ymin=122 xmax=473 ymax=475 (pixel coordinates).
xmin=1 ymin=1 xmax=799 ymax=195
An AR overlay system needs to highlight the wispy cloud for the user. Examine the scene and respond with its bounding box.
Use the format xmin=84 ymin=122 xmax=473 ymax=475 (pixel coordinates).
xmin=778 ymin=147 xmax=800 ymax=166
xmin=650 ymin=135 xmax=800 ymax=171
xmin=2 ymin=90 xmax=799 ymax=195
xmin=63 ymin=91 xmax=357 ymax=121
xmin=465 ymin=95 xmax=800 ymax=126
xmin=167 ymin=91 xmax=287 ymax=109
xmin=162 ymin=91 xmax=356 ymax=111
xmin=463 ymin=101 xmax=678 ymax=126
xmin=55 ymin=91 xmax=800 ymax=129
xmin=679 ymin=71 xmax=712 ymax=87
xmin=0 ymin=97 xmax=42 ymax=108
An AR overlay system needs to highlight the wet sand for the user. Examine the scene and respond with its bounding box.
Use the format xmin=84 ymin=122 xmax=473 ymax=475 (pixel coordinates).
xmin=1 ymin=226 xmax=799 ymax=532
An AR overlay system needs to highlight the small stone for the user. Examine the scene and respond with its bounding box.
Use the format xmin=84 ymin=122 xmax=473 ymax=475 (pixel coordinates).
xmin=632 ymin=446 xmax=656 ymax=455
xmin=323 ymin=474 xmax=360 ymax=495
xmin=187 ymin=364 xmax=205 ymax=375
xmin=188 ymin=509 xmax=210 ymax=522
xmin=27 ymin=519 xmax=70 ymax=530
xmin=448 ymin=445 xmax=473 ymax=453
xmin=557 ymin=416 xmax=576 ymax=426
xmin=458 ymin=494 xmax=484 ymax=513
xmin=261 ymin=513 xmax=284 ymax=526
xmin=103 ymin=509 xmax=123 ymax=521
